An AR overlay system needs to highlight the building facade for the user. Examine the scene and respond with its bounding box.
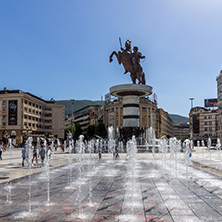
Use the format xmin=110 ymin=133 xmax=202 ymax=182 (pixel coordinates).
xmin=157 ymin=108 xmax=174 ymax=138
xmin=105 ymin=97 xmax=158 ymax=137
xmin=216 ymin=70 xmax=222 ymax=142
xmin=189 ymin=106 xmax=218 ymax=144
xmin=69 ymin=105 xmax=103 ymax=134
xmin=0 ymin=88 xmax=65 ymax=143
xmin=174 ymin=124 xmax=189 ymax=140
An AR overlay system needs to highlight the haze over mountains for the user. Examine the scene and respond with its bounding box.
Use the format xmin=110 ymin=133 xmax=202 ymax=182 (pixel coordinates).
xmin=55 ymin=100 xmax=189 ymax=125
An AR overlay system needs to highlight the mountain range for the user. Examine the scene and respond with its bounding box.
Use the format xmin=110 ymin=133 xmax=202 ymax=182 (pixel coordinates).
xmin=55 ymin=100 xmax=189 ymax=124
xmin=169 ymin=114 xmax=189 ymax=125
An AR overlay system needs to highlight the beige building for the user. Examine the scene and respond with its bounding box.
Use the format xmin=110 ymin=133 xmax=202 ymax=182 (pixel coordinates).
xmin=189 ymin=107 xmax=218 ymax=144
xmin=68 ymin=105 xmax=103 ymax=134
xmin=174 ymin=124 xmax=189 ymax=140
xmin=216 ymin=70 xmax=222 ymax=142
xmin=0 ymin=88 xmax=65 ymax=143
xmin=157 ymin=108 xmax=174 ymax=138
xmin=105 ymin=97 xmax=158 ymax=137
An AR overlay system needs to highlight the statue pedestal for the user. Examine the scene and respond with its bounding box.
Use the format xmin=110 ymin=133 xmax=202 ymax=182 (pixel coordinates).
xmin=110 ymin=84 xmax=152 ymax=140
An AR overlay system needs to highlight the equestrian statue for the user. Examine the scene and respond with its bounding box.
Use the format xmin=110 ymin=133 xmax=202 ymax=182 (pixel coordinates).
xmin=109 ymin=39 xmax=146 ymax=85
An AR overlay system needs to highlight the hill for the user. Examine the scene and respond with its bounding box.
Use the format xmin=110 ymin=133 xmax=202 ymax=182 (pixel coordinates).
xmin=169 ymin=114 xmax=189 ymax=125
xmin=55 ymin=100 xmax=105 ymax=118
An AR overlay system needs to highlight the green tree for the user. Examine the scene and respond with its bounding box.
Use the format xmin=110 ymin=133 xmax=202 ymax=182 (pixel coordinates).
xmin=74 ymin=123 xmax=83 ymax=140
xmin=66 ymin=125 xmax=76 ymax=139
xmin=95 ymin=122 xmax=107 ymax=138
xmin=87 ymin=124 xmax=95 ymax=139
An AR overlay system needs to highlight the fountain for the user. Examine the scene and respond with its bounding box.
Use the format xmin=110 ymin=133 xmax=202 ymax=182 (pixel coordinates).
xmin=75 ymin=135 xmax=86 ymax=219
xmin=5 ymin=138 xmax=14 ymax=205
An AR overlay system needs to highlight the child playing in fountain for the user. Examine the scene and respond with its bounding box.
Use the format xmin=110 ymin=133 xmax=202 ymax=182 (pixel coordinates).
xmin=21 ymin=145 xmax=28 ymax=167
xmin=0 ymin=142 xmax=2 ymax=160
xmin=98 ymin=146 xmax=102 ymax=160
xmin=47 ymin=147 xmax=52 ymax=164
xmin=32 ymin=145 xmax=38 ymax=165
xmin=39 ymin=145 xmax=46 ymax=166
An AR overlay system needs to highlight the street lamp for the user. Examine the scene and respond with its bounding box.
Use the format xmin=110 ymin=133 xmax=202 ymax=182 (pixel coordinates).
xmin=189 ymin=98 xmax=194 ymax=145
xmin=70 ymin=99 xmax=75 ymax=138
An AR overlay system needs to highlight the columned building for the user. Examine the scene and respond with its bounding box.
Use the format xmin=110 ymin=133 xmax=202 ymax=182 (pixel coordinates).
xmin=0 ymin=88 xmax=65 ymax=144
xmin=105 ymin=97 xmax=158 ymax=138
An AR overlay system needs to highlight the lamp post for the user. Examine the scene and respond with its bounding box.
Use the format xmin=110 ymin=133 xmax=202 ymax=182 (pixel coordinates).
xmin=70 ymin=99 xmax=75 ymax=138
xmin=189 ymin=98 xmax=194 ymax=145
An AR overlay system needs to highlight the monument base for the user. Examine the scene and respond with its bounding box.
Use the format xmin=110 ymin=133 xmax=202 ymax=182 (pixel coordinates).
xmin=119 ymin=127 xmax=140 ymax=142
xmin=110 ymin=84 xmax=153 ymax=141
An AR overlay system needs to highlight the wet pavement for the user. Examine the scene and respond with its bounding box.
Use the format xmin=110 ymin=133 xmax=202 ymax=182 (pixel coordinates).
xmin=0 ymin=148 xmax=222 ymax=221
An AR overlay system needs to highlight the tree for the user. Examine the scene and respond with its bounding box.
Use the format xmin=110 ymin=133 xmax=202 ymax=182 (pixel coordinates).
xmin=87 ymin=125 xmax=95 ymax=139
xmin=74 ymin=123 xmax=83 ymax=140
xmin=95 ymin=122 xmax=107 ymax=138
xmin=66 ymin=125 xmax=76 ymax=139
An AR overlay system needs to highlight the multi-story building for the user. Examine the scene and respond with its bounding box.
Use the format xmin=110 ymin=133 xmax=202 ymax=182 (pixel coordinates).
xmin=189 ymin=106 xmax=218 ymax=144
xmin=71 ymin=105 xmax=103 ymax=134
xmin=157 ymin=108 xmax=174 ymax=138
xmin=174 ymin=124 xmax=189 ymax=140
xmin=105 ymin=97 xmax=158 ymax=137
xmin=0 ymin=88 xmax=65 ymax=144
xmin=216 ymin=70 xmax=222 ymax=142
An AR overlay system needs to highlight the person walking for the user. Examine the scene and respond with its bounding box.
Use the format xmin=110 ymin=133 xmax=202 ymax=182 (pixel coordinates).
xmin=39 ymin=145 xmax=46 ymax=166
xmin=32 ymin=146 xmax=38 ymax=165
xmin=21 ymin=145 xmax=28 ymax=167
xmin=0 ymin=142 xmax=3 ymax=160
xmin=98 ymin=146 xmax=102 ymax=160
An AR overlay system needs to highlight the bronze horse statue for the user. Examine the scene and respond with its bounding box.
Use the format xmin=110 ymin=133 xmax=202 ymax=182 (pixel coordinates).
xmin=109 ymin=40 xmax=146 ymax=85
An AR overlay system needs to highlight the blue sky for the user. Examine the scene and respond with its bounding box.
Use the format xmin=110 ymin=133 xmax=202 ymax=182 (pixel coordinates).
xmin=1 ymin=0 xmax=222 ymax=117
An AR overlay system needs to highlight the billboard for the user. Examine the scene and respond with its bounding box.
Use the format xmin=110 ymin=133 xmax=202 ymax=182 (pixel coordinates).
xmin=8 ymin=100 xmax=17 ymax=125
xmin=204 ymin=98 xmax=218 ymax=108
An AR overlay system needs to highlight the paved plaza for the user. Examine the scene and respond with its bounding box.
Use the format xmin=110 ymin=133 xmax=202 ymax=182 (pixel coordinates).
xmin=1 ymin=147 xmax=222 ymax=221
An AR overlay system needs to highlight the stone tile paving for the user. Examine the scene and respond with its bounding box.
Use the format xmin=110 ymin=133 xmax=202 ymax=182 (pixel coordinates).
xmin=0 ymin=157 xmax=222 ymax=221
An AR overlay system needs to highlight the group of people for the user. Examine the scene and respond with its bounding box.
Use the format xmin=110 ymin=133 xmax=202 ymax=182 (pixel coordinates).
xmin=21 ymin=144 xmax=52 ymax=167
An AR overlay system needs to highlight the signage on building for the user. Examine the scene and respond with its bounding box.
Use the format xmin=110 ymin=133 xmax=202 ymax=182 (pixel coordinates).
xmin=204 ymin=99 xmax=218 ymax=108
xmin=8 ymin=100 xmax=17 ymax=125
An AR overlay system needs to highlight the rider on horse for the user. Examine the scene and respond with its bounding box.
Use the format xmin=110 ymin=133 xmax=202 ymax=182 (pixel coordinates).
xmin=109 ymin=39 xmax=146 ymax=85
